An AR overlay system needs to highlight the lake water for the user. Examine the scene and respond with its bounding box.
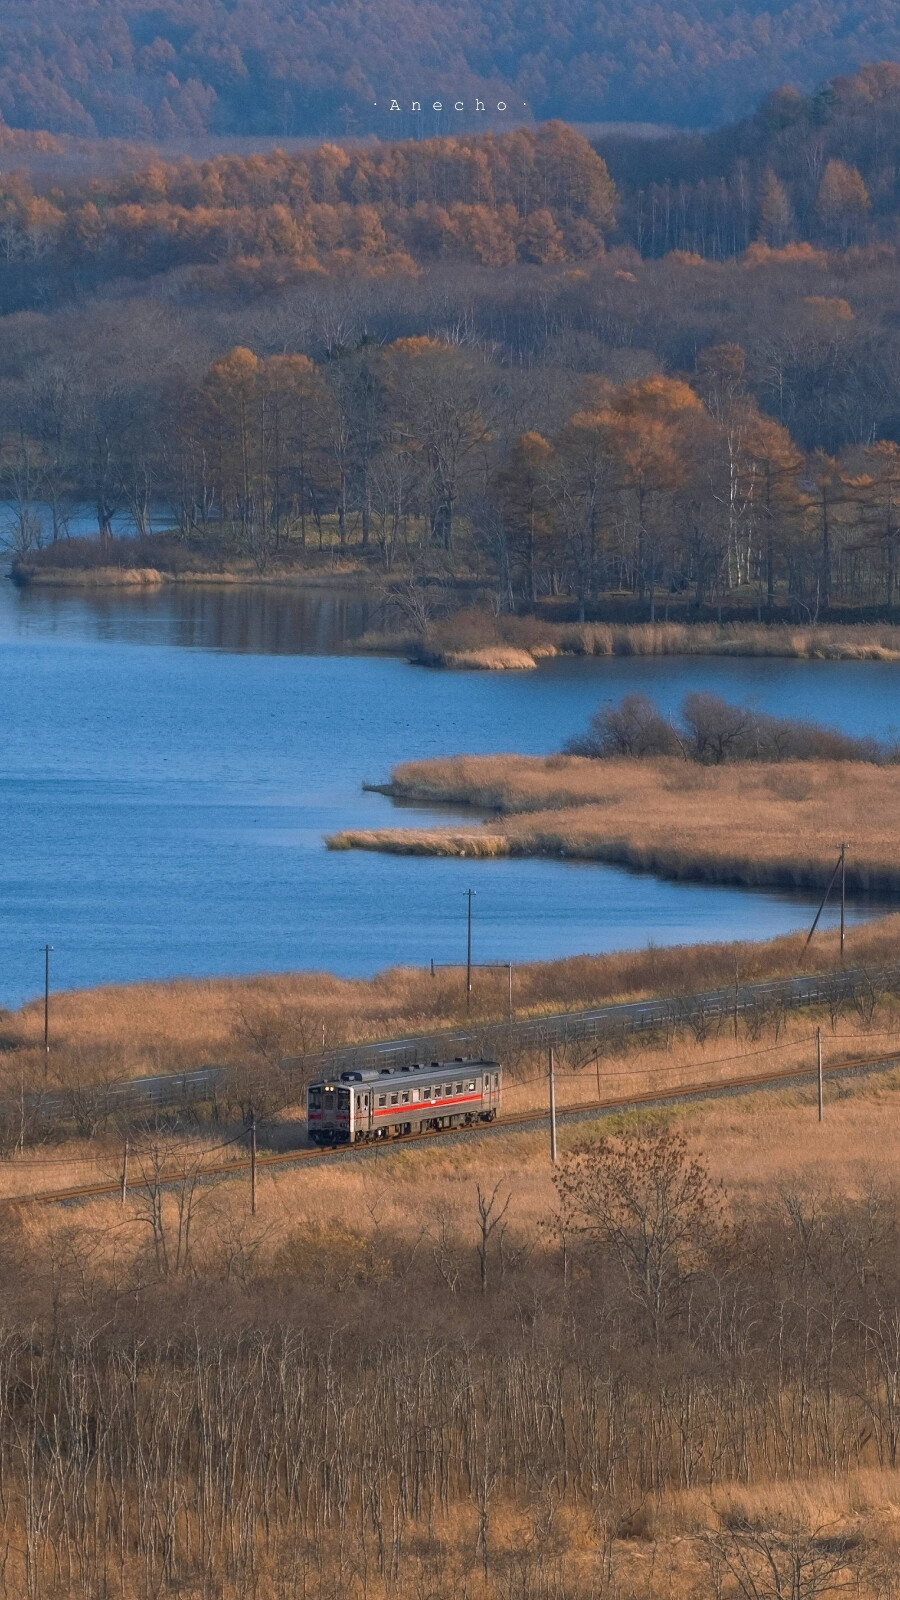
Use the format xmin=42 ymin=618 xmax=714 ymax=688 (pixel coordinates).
xmin=1 ymin=581 xmax=897 ymax=1009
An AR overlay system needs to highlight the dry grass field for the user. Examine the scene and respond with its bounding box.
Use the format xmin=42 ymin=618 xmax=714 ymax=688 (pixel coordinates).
xmin=4 ymin=916 xmax=900 ymax=1089
xmin=7 ymin=925 xmax=900 ymax=1594
xmin=0 ymin=993 xmax=895 ymax=1204
xmin=331 ymin=752 xmax=900 ymax=892
xmin=4 ymin=1042 xmax=900 ymax=1598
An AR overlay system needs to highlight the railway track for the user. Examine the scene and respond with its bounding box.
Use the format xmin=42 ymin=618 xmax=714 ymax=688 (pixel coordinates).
xmin=17 ymin=1042 xmax=900 ymax=1210
xmin=20 ymin=959 xmax=899 ymax=1125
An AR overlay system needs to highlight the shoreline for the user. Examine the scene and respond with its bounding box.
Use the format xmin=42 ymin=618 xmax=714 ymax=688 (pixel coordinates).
xmin=12 ymin=564 xmax=900 ymax=667
xmin=10 ymin=565 xmax=378 ymax=590
xmin=330 ymin=755 xmax=900 ymax=896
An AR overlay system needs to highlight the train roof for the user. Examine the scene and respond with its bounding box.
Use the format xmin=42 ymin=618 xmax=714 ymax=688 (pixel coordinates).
xmin=311 ymin=1058 xmax=500 ymax=1092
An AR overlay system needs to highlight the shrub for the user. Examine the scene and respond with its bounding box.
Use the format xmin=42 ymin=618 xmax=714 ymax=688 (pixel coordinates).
xmin=565 ymin=692 xmax=682 ymax=758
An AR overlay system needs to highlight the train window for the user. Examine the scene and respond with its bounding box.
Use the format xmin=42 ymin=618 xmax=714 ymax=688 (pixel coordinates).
xmin=467 ymin=1081 xmax=476 ymax=1092
xmin=338 ymin=1090 xmax=350 ymax=1109
xmin=390 ymin=1093 xmax=399 ymax=1105
xmin=494 ymin=1074 xmax=499 ymax=1086
xmin=308 ymin=1090 xmax=322 ymax=1109
xmin=401 ymin=1091 xmax=410 ymax=1105
xmin=455 ymin=1083 xmax=463 ymax=1095
xmin=444 ymin=1084 xmax=453 ymax=1097
xmin=423 ymin=1087 xmax=431 ymax=1099
xmin=377 ymin=1095 xmax=386 ymax=1108
xmin=324 ymin=1091 xmax=335 ymax=1106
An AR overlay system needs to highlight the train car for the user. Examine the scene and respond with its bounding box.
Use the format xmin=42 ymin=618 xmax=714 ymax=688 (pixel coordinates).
xmin=306 ymin=1058 xmax=501 ymax=1145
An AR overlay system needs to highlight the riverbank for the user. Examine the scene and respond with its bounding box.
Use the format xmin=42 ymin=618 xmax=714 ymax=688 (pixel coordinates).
xmin=330 ymin=754 xmax=900 ymax=893
xmin=15 ymin=543 xmax=900 ymax=662
xmin=407 ymin=614 xmax=900 ymax=667
xmin=13 ymin=563 xmax=376 ymax=589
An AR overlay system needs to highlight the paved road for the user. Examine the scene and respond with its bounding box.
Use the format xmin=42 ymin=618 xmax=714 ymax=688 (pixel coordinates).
xmin=19 ymin=960 xmax=894 ymax=1123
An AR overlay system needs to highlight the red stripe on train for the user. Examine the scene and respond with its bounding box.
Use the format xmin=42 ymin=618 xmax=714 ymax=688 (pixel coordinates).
xmin=372 ymin=1092 xmax=484 ymax=1117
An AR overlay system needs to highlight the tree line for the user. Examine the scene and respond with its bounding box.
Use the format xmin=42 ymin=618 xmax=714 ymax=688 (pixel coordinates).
xmin=567 ymin=692 xmax=894 ymax=764
xmin=0 ymin=124 xmax=616 ymax=306
xmin=0 ymin=0 xmax=897 ymax=139
xmin=2 ymin=67 xmax=900 ymax=316
xmin=15 ymin=330 xmax=900 ymax=621
xmin=606 ymin=64 xmax=900 ymax=259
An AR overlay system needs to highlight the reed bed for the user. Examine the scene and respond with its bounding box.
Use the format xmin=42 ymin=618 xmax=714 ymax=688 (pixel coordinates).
xmin=415 ymin=612 xmax=900 ymax=668
xmin=23 ymin=565 xmax=167 ymax=587
xmin=332 ymin=753 xmax=900 ymax=891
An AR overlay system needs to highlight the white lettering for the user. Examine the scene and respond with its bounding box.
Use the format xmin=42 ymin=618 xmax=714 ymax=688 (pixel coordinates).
xmin=497 ymin=101 xmax=507 ymax=111
xmin=390 ymin=100 xmax=401 ymax=111
xmin=433 ymin=101 xmax=442 ymax=111
xmin=411 ymin=100 xmax=421 ymax=112
xmin=454 ymin=101 xmax=464 ymax=111
xmin=475 ymin=99 xmax=485 ymax=112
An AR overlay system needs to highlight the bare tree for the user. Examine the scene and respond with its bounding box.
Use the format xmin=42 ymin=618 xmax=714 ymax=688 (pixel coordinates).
xmin=474 ymin=1179 xmax=511 ymax=1295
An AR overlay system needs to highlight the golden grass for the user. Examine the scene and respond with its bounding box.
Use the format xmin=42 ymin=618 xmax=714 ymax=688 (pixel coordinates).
xmin=6 ymin=914 xmax=900 ymax=1086
xmin=8 ymin=1006 xmax=900 ymax=1598
xmin=11 ymin=1011 xmax=900 ymax=1247
xmin=24 ymin=566 xmax=167 ymax=587
xmin=437 ymin=644 xmax=539 ymax=670
xmin=330 ymin=753 xmax=900 ymax=891
xmin=417 ymin=612 xmax=900 ymax=668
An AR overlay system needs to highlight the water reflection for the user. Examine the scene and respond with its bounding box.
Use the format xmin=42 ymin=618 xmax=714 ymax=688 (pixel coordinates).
xmin=0 ymin=579 xmax=897 ymax=1005
xmin=5 ymin=581 xmax=378 ymax=654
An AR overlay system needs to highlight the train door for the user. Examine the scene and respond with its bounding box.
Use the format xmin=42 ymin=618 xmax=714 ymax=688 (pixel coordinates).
xmin=353 ymin=1089 xmax=372 ymax=1141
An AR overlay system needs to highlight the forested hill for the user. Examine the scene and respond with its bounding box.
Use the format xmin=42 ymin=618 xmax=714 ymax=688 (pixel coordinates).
xmin=602 ymin=62 xmax=900 ymax=256
xmin=1 ymin=0 xmax=900 ymax=139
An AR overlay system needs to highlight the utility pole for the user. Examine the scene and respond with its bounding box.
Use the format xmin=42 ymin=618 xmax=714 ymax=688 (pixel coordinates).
xmin=840 ymin=842 xmax=846 ymax=960
xmin=817 ymin=1027 xmax=823 ymax=1122
xmin=42 ymin=944 xmax=53 ymax=1067
xmin=250 ymin=1112 xmax=258 ymax=1215
xmin=508 ymin=962 xmax=513 ymax=1024
xmin=465 ymin=889 xmax=476 ymax=1013
xmin=121 ymin=1137 xmax=129 ymax=1206
xmin=804 ymin=847 xmax=845 ymax=950
xmin=549 ymin=1046 xmax=557 ymax=1165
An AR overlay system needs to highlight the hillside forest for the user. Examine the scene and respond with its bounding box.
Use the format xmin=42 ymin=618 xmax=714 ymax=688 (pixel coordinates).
xmin=7 ymin=75 xmax=900 ymax=617
xmin=1 ymin=0 xmax=900 ymax=136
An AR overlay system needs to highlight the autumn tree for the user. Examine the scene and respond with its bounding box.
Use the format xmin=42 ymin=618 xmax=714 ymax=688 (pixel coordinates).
xmin=495 ymin=432 xmax=554 ymax=603
xmin=606 ymin=376 xmax=704 ymax=616
xmin=381 ymin=338 xmax=494 ymax=551
xmin=816 ymin=159 xmax=870 ymax=244
xmin=758 ymin=167 xmax=793 ymax=245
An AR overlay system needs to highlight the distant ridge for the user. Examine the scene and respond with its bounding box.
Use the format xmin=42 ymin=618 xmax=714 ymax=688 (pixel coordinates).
xmin=0 ymin=0 xmax=899 ymax=138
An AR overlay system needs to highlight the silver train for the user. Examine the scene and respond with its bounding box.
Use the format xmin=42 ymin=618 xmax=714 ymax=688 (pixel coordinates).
xmin=307 ymin=1058 xmax=502 ymax=1145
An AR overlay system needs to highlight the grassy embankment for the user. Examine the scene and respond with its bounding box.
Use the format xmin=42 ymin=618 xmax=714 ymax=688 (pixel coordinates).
xmin=330 ymin=753 xmax=900 ymax=892
xmin=4 ymin=918 xmax=898 ymax=1094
